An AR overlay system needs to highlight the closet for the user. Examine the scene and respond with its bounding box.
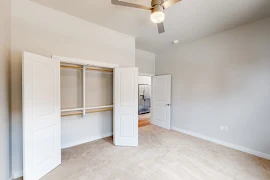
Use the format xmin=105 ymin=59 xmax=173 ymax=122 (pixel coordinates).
xmin=22 ymin=52 xmax=138 ymax=180
xmin=60 ymin=63 xmax=113 ymax=117
xmin=59 ymin=62 xmax=114 ymax=148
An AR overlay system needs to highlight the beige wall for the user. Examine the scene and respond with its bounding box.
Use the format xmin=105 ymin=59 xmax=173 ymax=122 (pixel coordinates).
xmin=61 ymin=70 xmax=113 ymax=109
xmin=0 ymin=0 xmax=11 ymax=179
xmin=136 ymin=49 xmax=155 ymax=75
xmin=156 ymin=17 xmax=270 ymax=156
xmin=138 ymin=76 xmax=151 ymax=85
xmin=11 ymin=0 xmax=135 ymax=178
xmin=60 ymin=69 xmax=113 ymax=149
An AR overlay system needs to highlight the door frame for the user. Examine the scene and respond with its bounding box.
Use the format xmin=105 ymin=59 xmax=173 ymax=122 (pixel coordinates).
xmin=52 ymin=55 xmax=119 ymax=120
xmin=52 ymin=55 xmax=121 ymax=146
xmin=139 ymin=73 xmax=155 ymax=77
xmin=138 ymin=73 xmax=155 ymax=125
xmin=52 ymin=55 xmax=119 ymax=68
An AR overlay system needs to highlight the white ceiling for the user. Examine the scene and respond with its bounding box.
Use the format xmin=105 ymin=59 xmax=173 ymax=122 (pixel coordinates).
xmin=31 ymin=0 xmax=270 ymax=54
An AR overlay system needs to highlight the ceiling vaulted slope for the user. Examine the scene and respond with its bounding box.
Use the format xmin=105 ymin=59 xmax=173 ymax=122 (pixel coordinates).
xmin=31 ymin=0 xmax=270 ymax=53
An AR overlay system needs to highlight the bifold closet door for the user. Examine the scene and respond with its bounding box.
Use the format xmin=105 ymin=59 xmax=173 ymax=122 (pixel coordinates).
xmin=23 ymin=52 xmax=61 ymax=180
xmin=113 ymin=67 xmax=138 ymax=146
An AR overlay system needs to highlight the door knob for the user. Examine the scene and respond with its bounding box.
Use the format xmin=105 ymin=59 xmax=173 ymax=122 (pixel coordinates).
xmin=166 ymin=104 xmax=171 ymax=106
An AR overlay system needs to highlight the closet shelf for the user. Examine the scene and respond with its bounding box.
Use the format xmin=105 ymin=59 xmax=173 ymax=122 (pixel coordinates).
xmin=60 ymin=64 xmax=113 ymax=73
xmin=61 ymin=105 xmax=113 ymax=112
xmin=85 ymin=105 xmax=113 ymax=110
xmin=61 ymin=111 xmax=82 ymax=117
xmin=60 ymin=62 xmax=113 ymax=117
xmin=86 ymin=107 xmax=113 ymax=114
xmin=61 ymin=107 xmax=113 ymax=117
xmin=61 ymin=105 xmax=113 ymax=117
xmin=61 ymin=107 xmax=84 ymax=112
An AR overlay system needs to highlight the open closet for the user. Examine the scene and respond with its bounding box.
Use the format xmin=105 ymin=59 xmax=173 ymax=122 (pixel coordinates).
xmin=22 ymin=52 xmax=138 ymax=180
xmin=60 ymin=63 xmax=114 ymax=148
xmin=60 ymin=64 xmax=113 ymax=117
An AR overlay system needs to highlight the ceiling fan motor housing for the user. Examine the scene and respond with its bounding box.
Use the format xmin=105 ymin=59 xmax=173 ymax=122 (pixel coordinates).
xmin=151 ymin=0 xmax=164 ymax=7
xmin=152 ymin=5 xmax=164 ymax=15
xmin=151 ymin=0 xmax=164 ymax=15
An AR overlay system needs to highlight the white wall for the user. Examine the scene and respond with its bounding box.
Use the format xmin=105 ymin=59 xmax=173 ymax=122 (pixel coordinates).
xmin=11 ymin=0 xmax=135 ymax=178
xmin=156 ymin=17 xmax=270 ymax=158
xmin=0 ymin=0 xmax=10 ymax=179
xmin=138 ymin=76 xmax=151 ymax=85
xmin=60 ymin=69 xmax=113 ymax=148
xmin=136 ymin=49 xmax=155 ymax=75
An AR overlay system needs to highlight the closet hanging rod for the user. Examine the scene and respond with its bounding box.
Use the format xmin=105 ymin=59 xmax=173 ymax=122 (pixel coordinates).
xmin=60 ymin=65 xmax=113 ymax=73
xmin=85 ymin=105 xmax=113 ymax=110
xmin=61 ymin=107 xmax=113 ymax=117
xmin=61 ymin=107 xmax=84 ymax=112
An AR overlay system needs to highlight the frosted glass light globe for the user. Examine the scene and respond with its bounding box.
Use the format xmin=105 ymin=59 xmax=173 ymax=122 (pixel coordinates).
xmin=151 ymin=11 xmax=165 ymax=23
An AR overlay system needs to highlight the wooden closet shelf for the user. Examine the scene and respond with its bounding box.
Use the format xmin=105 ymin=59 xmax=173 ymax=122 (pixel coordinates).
xmin=61 ymin=107 xmax=113 ymax=117
xmin=61 ymin=65 xmax=82 ymax=70
xmin=86 ymin=107 xmax=113 ymax=113
xmin=61 ymin=111 xmax=82 ymax=117
xmin=60 ymin=65 xmax=113 ymax=73
xmin=87 ymin=67 xmax=113 ymax=73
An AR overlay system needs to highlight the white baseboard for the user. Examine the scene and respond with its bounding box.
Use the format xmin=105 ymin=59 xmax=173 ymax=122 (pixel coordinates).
xmin=11 ymin=170 xmax=23 ymax=179
xmin=171 ymin=126 xmax=270 ymax=160
xmin=61 ymin=132 xmax=113 ymax=149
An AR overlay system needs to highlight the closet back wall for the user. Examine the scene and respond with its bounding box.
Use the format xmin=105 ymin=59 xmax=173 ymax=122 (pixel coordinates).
xmin=11 ymin=0 xmax=135 ymax=178
xmin=61 ymin=69 xmax=113 ymax=148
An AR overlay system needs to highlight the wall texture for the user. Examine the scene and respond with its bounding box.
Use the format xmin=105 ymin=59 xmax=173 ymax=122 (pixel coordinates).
xmin=156 ymin=17 xmax=270 ymax=157
xmin=0 ymin=0 xmax=10 ymax=179
xmin=138 ymin=76 xmax=151 ymax=85
xmin=11 ymin=0 xmax=135 ymax=178
xmin=60 ymin=69 xmax=113 ymax=148
xmin=136 ymin=49 xmax=155 ymax=75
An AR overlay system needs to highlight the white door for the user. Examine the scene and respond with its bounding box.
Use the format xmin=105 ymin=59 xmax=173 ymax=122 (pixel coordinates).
xmin=152 ymin=75 xmax=171 ymax=129
xmin=23 ymin=52 xmax=61 ymax=180
xmin=113 ymin=67 xmax=138 ymax=146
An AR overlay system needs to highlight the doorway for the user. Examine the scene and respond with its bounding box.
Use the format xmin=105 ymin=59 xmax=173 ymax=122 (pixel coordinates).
xmin=138 ymin=75 xmax=151 ymax=127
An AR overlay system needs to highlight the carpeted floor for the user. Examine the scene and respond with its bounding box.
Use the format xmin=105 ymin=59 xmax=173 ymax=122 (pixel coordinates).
xmin=18 ymin=125 xmax=270 ymax=180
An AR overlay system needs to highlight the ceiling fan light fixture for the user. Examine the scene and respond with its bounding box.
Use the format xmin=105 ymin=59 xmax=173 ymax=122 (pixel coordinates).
xmin=151 ymin=5 xmax=165 ymax=23
xmin=151 ymin=11 xmax=165 ymax=23
xmin=112 ymin=0 xmax=183 ymax=34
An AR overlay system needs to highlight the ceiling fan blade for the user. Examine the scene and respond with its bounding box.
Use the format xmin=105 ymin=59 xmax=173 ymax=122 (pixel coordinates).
xmin=157 ymin=23 xmax=165 ymax=34
xmin=162 ymin=0 xmax=182 ymax=9
xmin=111 ymin=0 xmax=152 ymax=10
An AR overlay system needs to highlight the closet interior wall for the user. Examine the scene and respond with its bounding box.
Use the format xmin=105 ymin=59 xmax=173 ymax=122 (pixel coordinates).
xmin=60 ymin=63 xmax=114 ymax=148
xmin=60 ymin=64 xmax=113 ymax=116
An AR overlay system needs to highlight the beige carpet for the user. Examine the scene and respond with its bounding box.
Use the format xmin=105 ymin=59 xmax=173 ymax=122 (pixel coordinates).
xmin=19 ymin=125 xmax=270 ymax=180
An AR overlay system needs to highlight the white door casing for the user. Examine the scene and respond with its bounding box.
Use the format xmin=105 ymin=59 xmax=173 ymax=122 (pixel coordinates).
xmin=151 ymin=75 xmax=171 ymax=129
xmin=23 ymin=52 xmax=61 ymax=180
xmin=113 ymin=67 xmax=138 ymax=146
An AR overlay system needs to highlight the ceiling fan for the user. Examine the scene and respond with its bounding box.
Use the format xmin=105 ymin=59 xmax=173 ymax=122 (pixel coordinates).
xmin=111 ymin=0 xmax=182 ymax=34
